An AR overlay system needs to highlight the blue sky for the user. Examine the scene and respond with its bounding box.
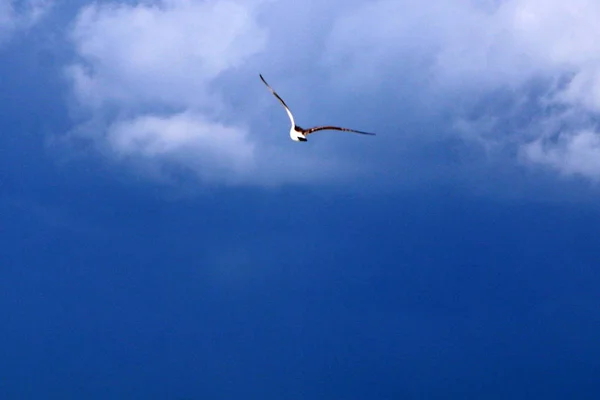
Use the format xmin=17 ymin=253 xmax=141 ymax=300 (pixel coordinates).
xmin=2 ymin=0 xmax=600 ymax=398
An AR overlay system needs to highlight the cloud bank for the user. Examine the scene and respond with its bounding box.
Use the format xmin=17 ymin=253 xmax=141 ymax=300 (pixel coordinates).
xmin=63 ymin=0 xmax=600 ymax=187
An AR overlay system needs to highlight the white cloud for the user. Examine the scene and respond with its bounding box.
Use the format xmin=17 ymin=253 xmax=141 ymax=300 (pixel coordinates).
xmin=327 ymin=0 xmax=600 ymax=90
xmin=65 ymin=0 xmax=278 ymax=185
xmin=65 ymin=0 xmax=360 ymax=187
xmin=0 ymin=0 xmax=51 ymax=45
xmin=68 ymin=0 xmax=267 ymax=110
xmin=62 ymin=0 xmax=600 ymax=187
xmin=105 ymin=112 xmax=256 ymax=183
xmin=325 ymin=0 xmax=600 ymax=182
xmin=524 ymin=130 xmax=600 ymax=181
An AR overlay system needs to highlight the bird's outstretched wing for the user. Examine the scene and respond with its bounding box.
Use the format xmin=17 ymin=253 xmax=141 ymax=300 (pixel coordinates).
xmin=303 ymin=126 xmax=376 ymax=136
xmin=260 ymin=74 xmax=295 ymax=127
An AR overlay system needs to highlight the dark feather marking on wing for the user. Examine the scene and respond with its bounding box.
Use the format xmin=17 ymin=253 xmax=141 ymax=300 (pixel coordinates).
xmin=259 ymin=74 xmax=292 ymax=111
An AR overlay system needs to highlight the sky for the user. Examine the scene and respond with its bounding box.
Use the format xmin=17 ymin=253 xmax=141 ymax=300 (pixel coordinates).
xmin=1 ymin=0 xmax=600 ymax=398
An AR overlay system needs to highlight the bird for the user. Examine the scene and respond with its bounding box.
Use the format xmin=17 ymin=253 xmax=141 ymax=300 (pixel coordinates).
xmin=260 ymin=74 xmax=376 ymax=142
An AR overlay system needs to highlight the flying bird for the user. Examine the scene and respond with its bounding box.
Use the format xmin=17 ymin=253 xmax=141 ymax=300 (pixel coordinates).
xmin=260 ymin=74 xmax=376 ymax=142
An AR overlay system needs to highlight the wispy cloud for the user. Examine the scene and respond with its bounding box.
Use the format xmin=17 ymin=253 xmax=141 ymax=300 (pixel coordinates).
xmin=0 ymin=0 xmax=51 ymax=46
xmin=525 ymin=130 xmax=600 ymax=181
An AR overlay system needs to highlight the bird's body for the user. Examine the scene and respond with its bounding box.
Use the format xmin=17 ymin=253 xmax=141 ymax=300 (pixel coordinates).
xmin=291 ymin=126 xmax=307 ymax=142
xmin=260 ymin=74 xmax=375 ymax=142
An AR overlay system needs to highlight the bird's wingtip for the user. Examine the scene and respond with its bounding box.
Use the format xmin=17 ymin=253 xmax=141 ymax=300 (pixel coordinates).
xmin=259 ymin=74 xmax=271 ymax=88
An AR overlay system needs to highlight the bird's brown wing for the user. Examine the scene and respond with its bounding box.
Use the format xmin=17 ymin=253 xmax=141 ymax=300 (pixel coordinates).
xmin=303 ymin=126 xmax=376 ymax=136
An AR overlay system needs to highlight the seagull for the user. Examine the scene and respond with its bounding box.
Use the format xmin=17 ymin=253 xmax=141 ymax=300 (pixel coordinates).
xmin=260 ymin=74 xmax=376 ymax=142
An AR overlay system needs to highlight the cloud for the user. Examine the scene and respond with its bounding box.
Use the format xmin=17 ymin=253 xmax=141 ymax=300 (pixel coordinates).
xmin=66 ymin=0 xmax=280 ymax=185
xmin=105 ymin=112 xmax=256 ymax=184
xmin=327 ymin=0 xmax=600 ymax=91
xmin=61 ymin=0 xmax=600 ymax=188
xmin=324 ymin=0 xmax=600 ymax=182
xmin=64 ymin=0 xmax=364 ymax=187
xmin=0 ymin=0 xmax=51 ymax=46
xmin=524 ymin=130 xmax=600 ymax=181
xmin=68 ymin=0 xmax=267 ymax=110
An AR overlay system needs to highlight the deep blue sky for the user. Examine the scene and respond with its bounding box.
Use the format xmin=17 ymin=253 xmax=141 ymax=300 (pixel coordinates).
xmin=2 ymin=1 xmax=600 ymax=399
